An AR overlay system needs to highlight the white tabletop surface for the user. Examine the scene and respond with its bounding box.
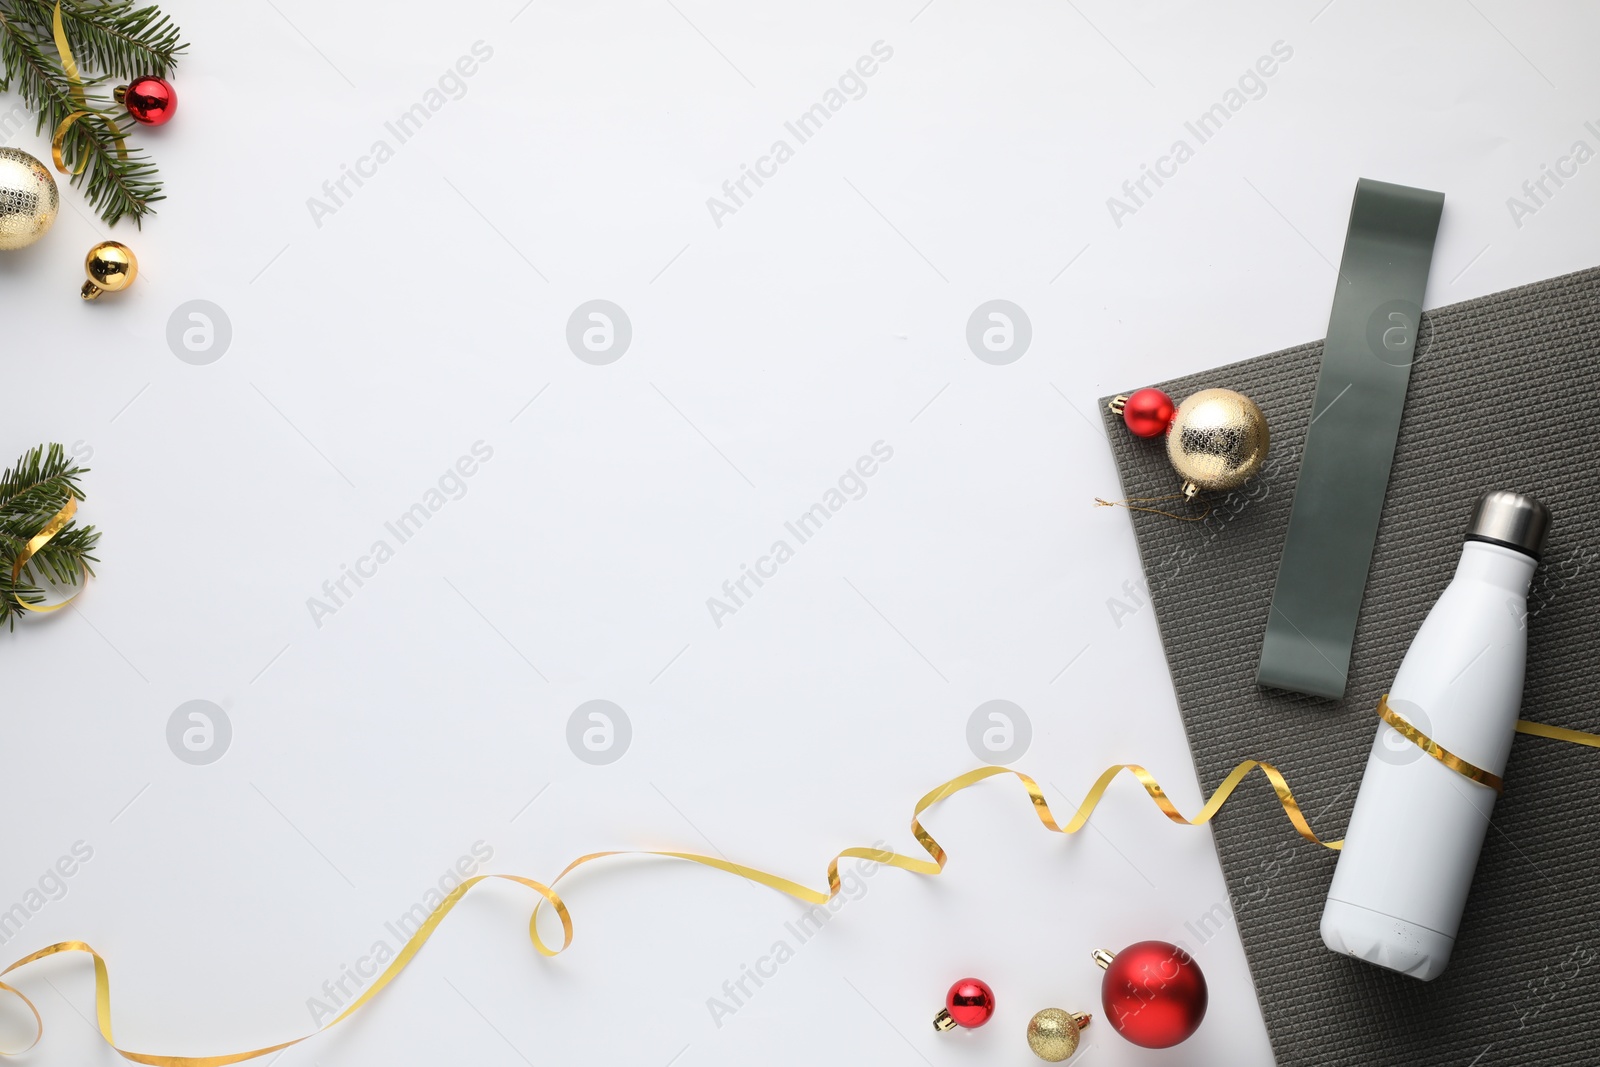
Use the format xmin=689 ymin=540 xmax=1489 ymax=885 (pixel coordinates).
xmin=5 ymin=1 xmax=1596 ymax=1064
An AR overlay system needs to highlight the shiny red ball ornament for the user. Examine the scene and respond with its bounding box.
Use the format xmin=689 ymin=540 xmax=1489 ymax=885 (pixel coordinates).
xmin=1093 ymin=942 xmax=1207 ymax=1049
xmin=1120 ymin=388 xmax=1176 ymax=438
xmin=933 ymin=977 xmax=996 ymax=1031
xmin=117 ymin=76 xmax=176 ymax=126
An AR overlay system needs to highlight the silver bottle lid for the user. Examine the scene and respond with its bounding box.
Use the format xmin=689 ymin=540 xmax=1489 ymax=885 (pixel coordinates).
xmin=1466 ymin=490 xmax=1550 ymax=559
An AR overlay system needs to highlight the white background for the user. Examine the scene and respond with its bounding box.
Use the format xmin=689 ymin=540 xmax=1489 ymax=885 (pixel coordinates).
xmin=4 ymin=1 xmax=1597 ymax=1065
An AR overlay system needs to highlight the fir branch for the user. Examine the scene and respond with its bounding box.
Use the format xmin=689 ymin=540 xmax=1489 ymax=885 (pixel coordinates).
xmin=0 ymin=571 xmax=51 ymax=623
xmin=9 ymin=0 xmax=183 ymax=80
xmin=0 ymin=441 xmax=85 ymax=518
xmin=0 ymin=441 xmax=82 ymax=499
xmin=24 ymin=524 xmax=99 ymax=582
xmin=0 ymin=444 xmax=99 ymax=629
xmin=0 ymin=0 xmax=185 ymax=226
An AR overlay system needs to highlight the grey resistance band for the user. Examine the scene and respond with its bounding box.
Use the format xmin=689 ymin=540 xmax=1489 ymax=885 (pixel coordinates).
xmin=1257 ymin=178 xmax=1444 ymax=699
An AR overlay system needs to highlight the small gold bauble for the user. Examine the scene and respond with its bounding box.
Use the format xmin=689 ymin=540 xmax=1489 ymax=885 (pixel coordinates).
xmin=1026 ymin=1008 xmax=1090 ymax=1062
xmin=0 ymin=147 xmax=59 ymax=251
xmin=82 ymin=240 xmax=138 ymax=300
xmin=1166 ymin=387 xmax=1269 ymax=499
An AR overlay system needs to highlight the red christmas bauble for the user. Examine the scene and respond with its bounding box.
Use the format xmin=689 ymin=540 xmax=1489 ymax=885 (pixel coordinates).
xmin=1099 ymin=941 xmax=1207 ymax=1048
xmin=946 ymin=977 xmax=996 ymax=1028
xmin=1122 ymin=388 xmax=1176 ymax=438
xmin=122 ymin=76 xmax=176 ymax=126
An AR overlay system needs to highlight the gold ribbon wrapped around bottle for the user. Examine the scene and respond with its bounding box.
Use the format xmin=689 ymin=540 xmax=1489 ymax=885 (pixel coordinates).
xmin=1377 ymin=694 xmax=1504 ymax=794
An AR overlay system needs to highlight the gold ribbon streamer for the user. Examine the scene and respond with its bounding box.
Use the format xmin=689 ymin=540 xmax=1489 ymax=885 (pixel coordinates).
xmin=2 ymin=725 xmax=1596 ymax=1064
xmin=8 ymin=494 xmax=80 ymax=613
xmin=0 ymin=761 xmax=1340 ymax=1065
xmin=1516 ymin=718 xmax=1600 ymax=750
xmin=48 ymin=1 xmax=129 ymax=175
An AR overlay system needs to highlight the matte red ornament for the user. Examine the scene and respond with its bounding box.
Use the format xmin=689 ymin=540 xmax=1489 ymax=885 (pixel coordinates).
xmin=117 ymin=76 xmax=177 ymax=126
xmin=1119 ymin=388 xmax=1176 ymax=438
xmin=1093 ymin=942 xmax=1207 ymax=1049
xmin=933 ymin=977 xmax=996 ymax=1031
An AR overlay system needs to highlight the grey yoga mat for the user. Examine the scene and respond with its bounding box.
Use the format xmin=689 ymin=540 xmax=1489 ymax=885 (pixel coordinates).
xmin=1099 ymin=265 xmax=1600 ymax=1067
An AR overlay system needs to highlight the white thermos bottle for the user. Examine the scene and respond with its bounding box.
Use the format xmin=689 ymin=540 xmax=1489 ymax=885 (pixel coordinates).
xmin=1321 ymin=490 xmax=1550 ymax=980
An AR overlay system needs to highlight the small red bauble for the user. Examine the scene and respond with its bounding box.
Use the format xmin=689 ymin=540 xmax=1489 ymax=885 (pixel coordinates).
xmin=1120 ymin=387 xmax=1176 ymax=438
xmin=117 ymin=76 xmax=177 ymax=126
xmin=933 ymin=977 xmax=996 ymax=1031
xmin=1093 ymin=941 xmax=1207 ymax=1049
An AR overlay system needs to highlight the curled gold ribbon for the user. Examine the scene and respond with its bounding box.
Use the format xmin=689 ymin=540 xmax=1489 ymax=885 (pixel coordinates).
xmin=0 ymin=760 xmax=1340 ymax=1065
xmin=8 ymin=494 xmax=81 ymax=613
xmin=48 ymin=1 xmax=129 ymax=175
xmin=2 ymin=727 xmax=1597 ymax=1063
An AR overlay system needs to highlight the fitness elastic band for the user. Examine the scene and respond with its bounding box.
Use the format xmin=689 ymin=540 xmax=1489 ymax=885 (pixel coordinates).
xmin=1258 ymin=178 xmax=1445 ymax=698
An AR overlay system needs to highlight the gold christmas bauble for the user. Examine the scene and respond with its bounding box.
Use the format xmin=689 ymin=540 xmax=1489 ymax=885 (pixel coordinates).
xmin=82 ymin=240 xmax=138 ymax=299
xmin=1165 ymin=387 xmax=1269 ymax=498
xmin=1026 ymin=1008 xmax=1089 ymax=1062
xmin=0 ymin=147 xmax=59 ymax=251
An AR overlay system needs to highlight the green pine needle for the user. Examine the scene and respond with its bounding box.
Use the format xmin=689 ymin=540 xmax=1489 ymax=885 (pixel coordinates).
xmin=0 ymin=443 xmax=100 ymax=629
xmin=0 ymin=0 xmax=186 ymax=227
xmin=12 ymin=0 xmax=182 ymax=79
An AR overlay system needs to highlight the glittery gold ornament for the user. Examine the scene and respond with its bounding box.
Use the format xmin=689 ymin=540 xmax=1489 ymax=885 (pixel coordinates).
xmin=1026 ymin=1008 xmax=1091 ymax=1062
xmin=1166 ymin=387 xmax=1269 ymax=499
xmin=81 ymin=241 xmax=137 ymax=299
xmin=0 ymin=147 xmax=59 ymax=251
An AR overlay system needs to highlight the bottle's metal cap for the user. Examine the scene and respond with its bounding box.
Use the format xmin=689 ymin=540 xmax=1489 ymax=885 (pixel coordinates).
xmin=1466 ymin=490 xmax=1550 ymax=559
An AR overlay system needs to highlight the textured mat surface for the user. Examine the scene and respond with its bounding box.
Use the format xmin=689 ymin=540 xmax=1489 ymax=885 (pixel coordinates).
xmin=1100 ymin=266 xmax=1600 ymax=1067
